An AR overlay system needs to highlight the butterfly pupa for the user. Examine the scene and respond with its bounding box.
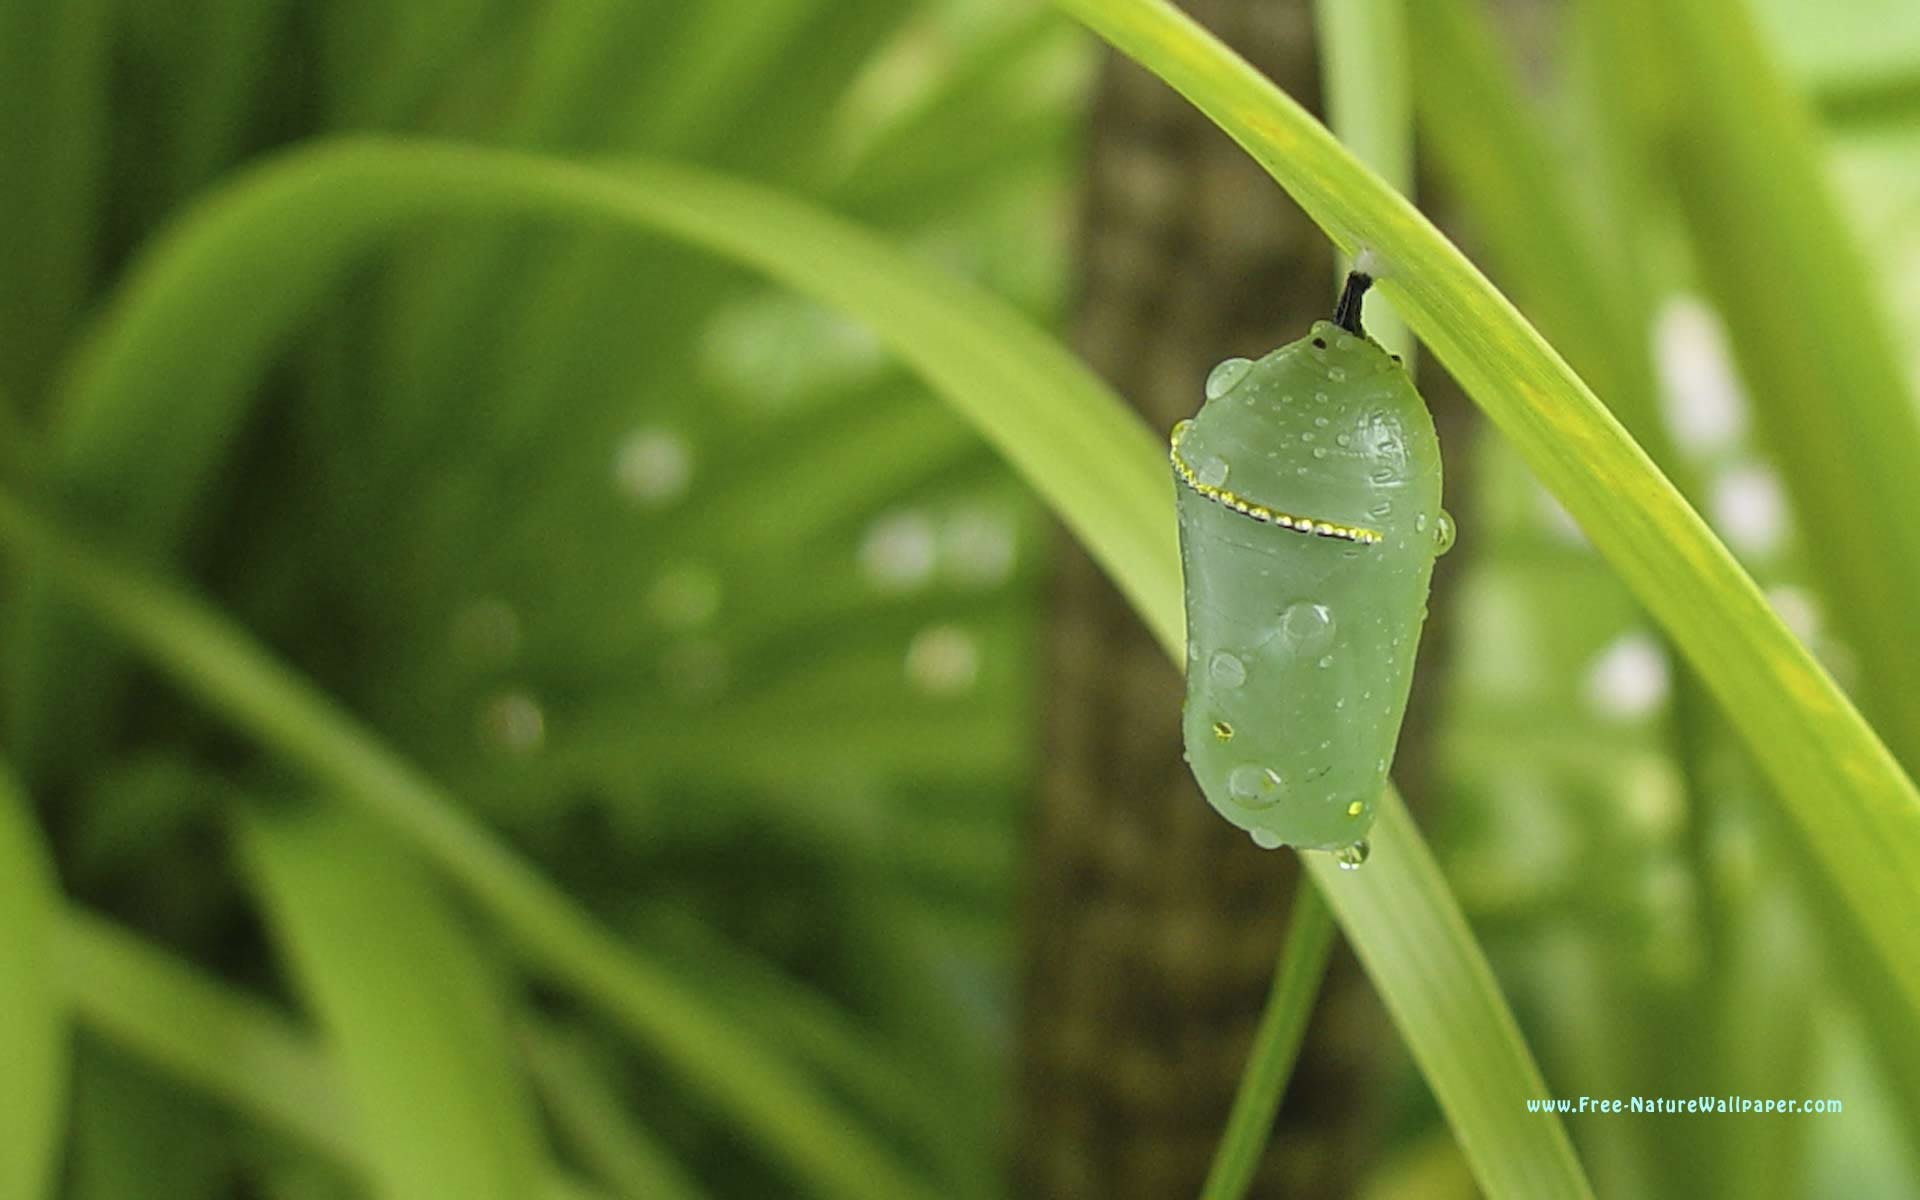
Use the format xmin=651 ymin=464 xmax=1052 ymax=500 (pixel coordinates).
xmin=1172 ymin=272 xmax=1450 ymax=860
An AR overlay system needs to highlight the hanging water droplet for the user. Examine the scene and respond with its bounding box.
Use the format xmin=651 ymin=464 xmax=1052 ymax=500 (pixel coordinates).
xmin=1251 ymin=828 xmax=1284 ymax=850
xmin=1197 ymin=456 xmax=1229 ymax=487
xmin=1336 ymin=433 xmax=1352 ymax=447
xmin=1205 ymin=357 xmax=1254 ymax=399
xmin=1317 ymin=655 xmax=1334 ymax=669
xmin=1209 ymin=651 xmax=1247 ymax=688
xmin=1229 ymin=765 xmax=1285 ymax=809
xmin=1433 ymin=510 xmax=1456 ymax=555
xmin=1280 ymin=601 xmax=1334 ymax=654
xmin=1312 ymin=447 xmax=1328 ymax=459
xmin=1334 ymin=840 xmax=1371 ymax=870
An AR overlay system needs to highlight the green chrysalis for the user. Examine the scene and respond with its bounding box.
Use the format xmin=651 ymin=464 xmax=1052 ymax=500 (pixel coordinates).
xmin=1172 ymin=272 xmax=1450 ymax=863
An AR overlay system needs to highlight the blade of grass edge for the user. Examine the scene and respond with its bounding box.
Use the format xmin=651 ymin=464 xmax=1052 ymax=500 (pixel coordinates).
xmin=0 ymin=756 xmax=66 ymax=1200
xmin=242 ymin=805 xmax=549 ymax=1200
xmin=1201 ymin=880 xmax=1337 ymax=1200
xmin=58 ymin=908 xmax=608 ymax=1200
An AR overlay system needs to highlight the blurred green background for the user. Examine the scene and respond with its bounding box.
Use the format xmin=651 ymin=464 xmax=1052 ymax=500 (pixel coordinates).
xmin=2 ymin=1 xmax=1919 ymax=1197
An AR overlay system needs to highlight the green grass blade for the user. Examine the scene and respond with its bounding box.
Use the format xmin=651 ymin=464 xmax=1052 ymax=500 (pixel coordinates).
xmin=242 ymin=805 xmax=548 ymax=1200
xmin=0 ymin=758 xmax=66 ymax=1200
xmin=0 ymin=136 xmax=1578 ymax=1197
xmin=522 ymin=1025 xmax=706 ymax=1200
xmin=0 ymin=493 xmax=930 ymax=1200
xmin=1201 ymin=880 xmax=1337 ymax=1200
xmin=0 ymin=0 xmax=109 ymax=413
xmin=60 ymin=907 xmax=362 ymax=1166
xmin=1404 ymin=0 xmax=1667 ymax=451
xmin=59 ymin=908 xmax=606 ymax=1200
xmin=1049 ymin=0 xmax=1920 ymax=1107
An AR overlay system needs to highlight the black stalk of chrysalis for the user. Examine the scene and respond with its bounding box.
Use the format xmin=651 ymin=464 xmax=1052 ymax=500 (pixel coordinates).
xmin=1171 ymin=271 xmax=1452 ymax=865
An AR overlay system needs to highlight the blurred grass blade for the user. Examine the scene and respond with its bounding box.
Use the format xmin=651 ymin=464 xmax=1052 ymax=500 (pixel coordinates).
xmin=60 ymin=907 xmax=360 ymax=1166
xmin=60 ymin=908 xmax=606 ymax=1200
xmin=1304 ymin=800 xmax=1587 ymax=1196
xmin=523 ymin=1025 xmax=706 ymax=1200
xmin=1049 ymin=0 xmax=1920 ymax=1101
xmin=0 ymin=0 xmax=109 ymax=414
xmin=1639 ymin=0 xmax=1920 ymax=770
xmin=0 ymin=493 xmax=930 ymax=1200
xmin=242 ymin=805 xmax=548 ymax=1200
xmin=0 ymin=137 xmax=1577 ymax=1196
xmin=1404 ymin=0 xmax=1667 ymax=451
xmin=0 ymin=758 xmax=66 ymax=1200
xmin=1201 ymin=881 xmax=1336 ymax=1200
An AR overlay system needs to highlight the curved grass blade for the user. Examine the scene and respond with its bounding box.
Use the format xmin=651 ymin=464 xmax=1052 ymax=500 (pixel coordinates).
xmin=0 ymin=758 xmax=66 ymax=1200
xmin=59 ymin=908 xmax=607 ymax=1200
xmin=522 ymin=1025 xmax=706 ymax=1200
xmin=1201 ymin=880 xmax=1336 ymax=1200
xmin=242 ymin=805 xmax=548 ymax=1200
xmin=1644 ymin=0 xmax=1920 ymax=770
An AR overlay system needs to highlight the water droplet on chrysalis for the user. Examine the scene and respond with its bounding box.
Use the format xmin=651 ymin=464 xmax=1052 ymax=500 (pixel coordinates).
xmin=1334 ymin=840 xmax=1371 ymax=870
xmin=1205 ymin=357 xmax=1254 ymax=399
xmin=1433 ymin=510 xmax=1457 ymax=555
xmin=1209 ymin=651 xmax=1247 ymax=688
xmin=1251 ymin=828 xmax=1284 ymax=850
xmin=1228 ymin=764 xmax=1285 ymax=809
xmin=1197 ymin=456 xmax=1229 ymax=487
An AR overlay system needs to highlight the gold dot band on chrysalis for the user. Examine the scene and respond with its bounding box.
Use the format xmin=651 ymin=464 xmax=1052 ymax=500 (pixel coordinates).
xmin=1169 ymin=426 xmax=1383 ymax=545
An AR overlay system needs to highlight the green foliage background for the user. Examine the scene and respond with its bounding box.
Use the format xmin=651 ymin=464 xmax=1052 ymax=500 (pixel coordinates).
xmin=2 ymin=1 xmax=1918 ymax=1197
